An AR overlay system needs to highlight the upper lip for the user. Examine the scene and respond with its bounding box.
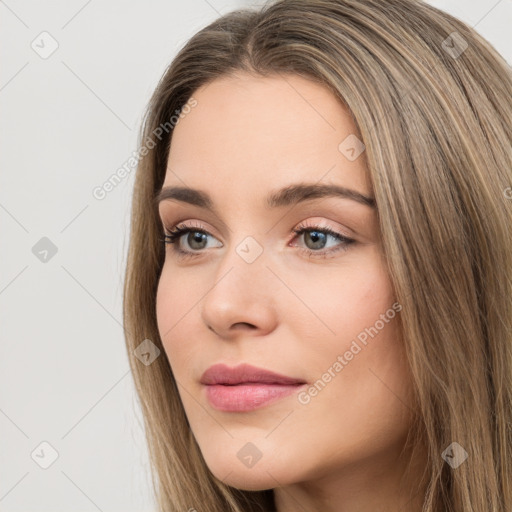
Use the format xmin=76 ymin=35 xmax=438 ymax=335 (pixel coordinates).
xmin=200 ymin=363 xmax=306 ymax=386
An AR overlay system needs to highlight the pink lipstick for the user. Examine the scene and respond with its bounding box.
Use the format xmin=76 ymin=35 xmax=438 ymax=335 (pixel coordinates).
xmin=200 ymin=363 xmax=306 ymax=412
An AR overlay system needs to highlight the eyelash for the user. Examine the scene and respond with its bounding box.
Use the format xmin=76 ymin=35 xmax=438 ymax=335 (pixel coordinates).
xmin=160 ymin=221 xmax=355 ymax=260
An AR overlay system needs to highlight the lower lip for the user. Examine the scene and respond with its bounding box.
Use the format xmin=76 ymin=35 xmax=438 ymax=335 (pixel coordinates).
xmin=204 ymin=383 xmax=305 ymax=412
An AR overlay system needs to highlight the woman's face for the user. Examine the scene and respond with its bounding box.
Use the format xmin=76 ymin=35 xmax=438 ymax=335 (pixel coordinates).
xmin=155 ymin=73 xmax=415 ymax=494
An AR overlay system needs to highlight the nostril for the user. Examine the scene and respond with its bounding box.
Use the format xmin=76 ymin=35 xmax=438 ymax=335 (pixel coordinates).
xmin=233 ymin=322 xmax=256 ymax=330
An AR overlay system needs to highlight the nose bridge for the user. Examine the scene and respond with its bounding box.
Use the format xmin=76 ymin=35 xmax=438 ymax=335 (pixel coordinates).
xmin=217 ymin=203 xmax=273 ymax=274
xmin=211 ymin=231 xmax=272 ymax=300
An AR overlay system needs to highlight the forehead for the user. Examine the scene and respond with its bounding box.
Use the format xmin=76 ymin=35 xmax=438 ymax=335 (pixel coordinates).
xmin=163 ymin=73 xmax=371 ymax=204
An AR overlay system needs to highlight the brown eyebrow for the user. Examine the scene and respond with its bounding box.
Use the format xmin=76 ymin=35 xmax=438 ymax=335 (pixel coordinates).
xmin=153 ymin=182 xmax=376 ymax=214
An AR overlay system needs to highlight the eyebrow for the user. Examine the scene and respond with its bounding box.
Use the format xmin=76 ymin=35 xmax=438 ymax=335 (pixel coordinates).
xmin=153 ymin=182 xmax=376 ymax=213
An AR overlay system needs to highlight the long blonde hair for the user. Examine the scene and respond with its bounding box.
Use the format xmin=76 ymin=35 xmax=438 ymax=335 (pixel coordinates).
xmin=122 ymin=1 xmax=512 ymax=510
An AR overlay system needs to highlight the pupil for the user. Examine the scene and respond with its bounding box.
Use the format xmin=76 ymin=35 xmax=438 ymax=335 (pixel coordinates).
xmin=306 ymin=230 xmax=326 ymax=249
xmin=189 ymin=232 xmax=206 ymax=249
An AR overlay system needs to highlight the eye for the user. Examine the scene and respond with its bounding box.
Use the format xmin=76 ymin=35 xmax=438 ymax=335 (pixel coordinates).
xmin=291 ymin=222 xmax=355 ymax=259
xmin=162 ymin=221 xmax=222 ymax=258
xmin=160 ymin=220 xmax=356 ymax=260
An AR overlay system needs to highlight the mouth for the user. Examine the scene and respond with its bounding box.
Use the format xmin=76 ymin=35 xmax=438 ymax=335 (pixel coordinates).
xmin=200 ymin=363 xmax=307 ymax=412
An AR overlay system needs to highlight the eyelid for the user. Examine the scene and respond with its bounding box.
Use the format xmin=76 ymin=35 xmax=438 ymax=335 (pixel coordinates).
xmin=293 ymin=218 xmax=356 ymax=239
xmin=158 ymin=204 xmax=231 ymax=236
xmin=160 ymin=215 xmax=355 ymax=240
xmin=161 ymin=217 xmax=221 ymax=238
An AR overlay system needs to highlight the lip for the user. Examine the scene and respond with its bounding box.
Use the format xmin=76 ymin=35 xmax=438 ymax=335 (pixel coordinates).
xmin=200 ymin=363 xmax=307 ymax=412
xmin=200 ymin=363 xmax=306 ymax=386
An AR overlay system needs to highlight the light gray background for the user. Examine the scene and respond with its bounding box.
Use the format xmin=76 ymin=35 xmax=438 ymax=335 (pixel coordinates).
xmin=1 ymin=1 xmax=510 ymax=510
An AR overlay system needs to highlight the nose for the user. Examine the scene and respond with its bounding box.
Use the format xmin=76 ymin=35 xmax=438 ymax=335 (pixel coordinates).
xmin=200 ymin=239 xmax=279 ymax=340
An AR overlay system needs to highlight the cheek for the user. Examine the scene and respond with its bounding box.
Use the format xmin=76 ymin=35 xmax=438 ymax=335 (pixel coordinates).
xmin=287 ymin=254 xmax=409 ymax=423
xmin=155 ymin=267 xmax=195 ymax=370
xmin=285 ymin=252 xmax=396 ymax=346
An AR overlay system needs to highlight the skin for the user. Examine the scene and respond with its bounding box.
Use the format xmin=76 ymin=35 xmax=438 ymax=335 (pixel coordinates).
xmin=155 ymin=72 xmax=426 ymax=512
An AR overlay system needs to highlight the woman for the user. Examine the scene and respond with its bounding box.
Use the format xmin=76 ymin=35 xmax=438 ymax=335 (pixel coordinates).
xmin=123 ymin=0 xmax=512 ymax=510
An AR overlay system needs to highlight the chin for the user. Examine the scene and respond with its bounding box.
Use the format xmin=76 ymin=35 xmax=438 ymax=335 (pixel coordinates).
xmin=214 ymin=469 xmax=278 ymax=492
xmin=203 ymin=452 xmax=294 ymax=491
